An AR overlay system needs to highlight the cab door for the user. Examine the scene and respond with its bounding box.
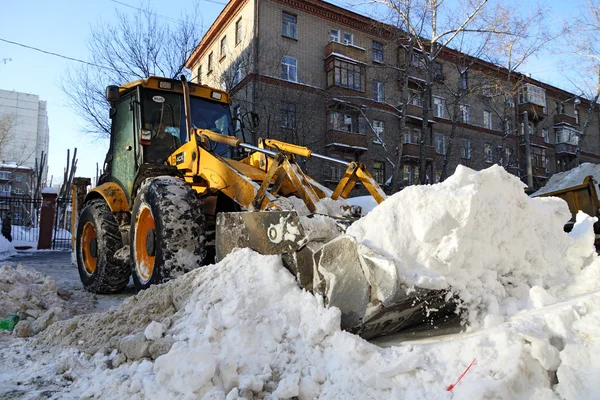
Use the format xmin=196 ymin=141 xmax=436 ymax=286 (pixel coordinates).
xmin=109 ymin=92 xmax=138 ymax=203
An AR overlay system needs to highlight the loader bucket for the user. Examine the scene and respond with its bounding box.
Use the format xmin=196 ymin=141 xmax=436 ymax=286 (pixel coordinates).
xmin=216 ymin=211 xmax=462 ymax=339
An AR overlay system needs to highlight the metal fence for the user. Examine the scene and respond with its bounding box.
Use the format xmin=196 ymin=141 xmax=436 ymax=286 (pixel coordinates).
xmin=52 ymin=197 xmax=72 ymax=250
xmin=0 ymin=196 xmax=72 ymax=250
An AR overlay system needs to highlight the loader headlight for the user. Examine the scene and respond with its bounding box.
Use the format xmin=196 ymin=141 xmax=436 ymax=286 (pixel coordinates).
xmin=159 ymin=81 xmax=173 ymax=90
xmin=211 ymin=91 xmax=222 ymax=100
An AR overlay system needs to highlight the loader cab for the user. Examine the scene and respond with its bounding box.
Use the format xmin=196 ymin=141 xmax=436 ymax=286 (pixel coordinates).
xmin=104 ymin=78 xmax=234 ymax=202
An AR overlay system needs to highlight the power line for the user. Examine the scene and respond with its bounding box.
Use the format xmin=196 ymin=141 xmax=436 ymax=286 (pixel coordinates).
xmin=0 ymin=37 xmax=126 ymax=74
xmin=107 ymin=0 xmax=182 ymax=23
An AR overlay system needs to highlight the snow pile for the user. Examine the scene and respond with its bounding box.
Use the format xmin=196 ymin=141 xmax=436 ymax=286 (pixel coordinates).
xmin=0 ymin=265 xmax=75 ymax=336
xmin=3 ymin=249 xmax=600 ymax=399
xmin=0 ymin=234 xmax=16 ymax=259
xmin=347 ymin=165 xmax=600 ymax=326
xmin=533 ymin=162 xmax=600 ymax=197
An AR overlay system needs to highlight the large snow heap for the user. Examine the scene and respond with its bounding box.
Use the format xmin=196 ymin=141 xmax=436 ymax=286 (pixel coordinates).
xmin=348 ymin=165 xmax=599 ymax=325
xmin=3 ymin=165 xmax=600 ymax=399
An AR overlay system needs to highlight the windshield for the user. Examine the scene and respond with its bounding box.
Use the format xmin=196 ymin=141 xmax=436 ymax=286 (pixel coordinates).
xmin=141 ymin=89 xmax=234 ymax=162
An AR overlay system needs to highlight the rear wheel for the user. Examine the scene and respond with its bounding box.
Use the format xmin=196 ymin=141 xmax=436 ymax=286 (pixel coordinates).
xmin=130 ymin=176 xmax=206 ymax=290
xmin=76 ymin=199 xmax=130 ymax=293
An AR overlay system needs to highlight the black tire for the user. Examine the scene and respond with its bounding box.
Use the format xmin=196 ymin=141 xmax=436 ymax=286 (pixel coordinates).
xmin=130 ymin=176 xmax=206 ymax=290
xmin=76 ymin=199 xmax=130 ymax=293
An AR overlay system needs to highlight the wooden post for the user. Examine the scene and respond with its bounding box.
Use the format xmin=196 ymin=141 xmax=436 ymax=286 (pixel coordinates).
xmin=71 ymin=177 xmax=91 ymax=264
xmin=37 ymin=188 xmax=58 ymax=250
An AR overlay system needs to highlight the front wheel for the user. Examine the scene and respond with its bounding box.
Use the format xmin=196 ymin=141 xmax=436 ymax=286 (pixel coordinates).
xmin=76 ymin=199 xmax=130 ymax=293
xmin=130 ymin=176 xmax=206 ymax=290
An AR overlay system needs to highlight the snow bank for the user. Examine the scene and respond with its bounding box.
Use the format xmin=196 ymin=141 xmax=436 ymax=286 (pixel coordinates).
xmin=347 ymin=165 xmax=599 ymax=326
xmin=533 ymin=162 xmax=600 ymax=197
xmin=5 ymin=249 xmax=600 ymax=399
xmin=0 ymin=234 xmax=16 ymax=259
xmin=0 ymin=265 xmax=75 ymax=336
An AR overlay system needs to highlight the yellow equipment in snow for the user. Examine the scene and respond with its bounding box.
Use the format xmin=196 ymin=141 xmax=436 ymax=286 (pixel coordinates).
xmin=73 ymin=76 xmax=457 ymax=339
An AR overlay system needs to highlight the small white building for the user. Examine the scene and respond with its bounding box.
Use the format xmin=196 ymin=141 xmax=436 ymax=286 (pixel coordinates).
xmin=0 ymin=89 xmax=49 ymax=183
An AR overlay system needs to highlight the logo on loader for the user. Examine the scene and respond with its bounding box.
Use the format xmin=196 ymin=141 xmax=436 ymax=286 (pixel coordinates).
xmin=175 ymin=152 xmax=185 ymax=165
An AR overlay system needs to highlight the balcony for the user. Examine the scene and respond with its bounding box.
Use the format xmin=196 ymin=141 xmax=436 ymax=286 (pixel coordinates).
xmin=0 ymin=191 xmax=11 ymax=198
xmin=520 ymin=134 xmax=547 ymax=147
xmin=325 ymin=41 xmax=367 ymax=63
xmin=402 ymin=143 xmax=435 ymax=161
xmin=518 ymin=103 xmax=547 ymax=120
xmin=554 ymin=113 xmax=578 ymax=126
xmin=406 ymin=104 xmax=423 ymax=119
xmin=325 ymin=130 xmax=368 ymax=151
xmin=0 ymin=173 xmax=10 ymax=181
xmin=555 ymin=142 xmax=577 ymax=155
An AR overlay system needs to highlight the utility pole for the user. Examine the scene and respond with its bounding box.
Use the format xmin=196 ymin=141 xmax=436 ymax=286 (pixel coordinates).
xmin=523 ymin=111 xmax=533 ymax=189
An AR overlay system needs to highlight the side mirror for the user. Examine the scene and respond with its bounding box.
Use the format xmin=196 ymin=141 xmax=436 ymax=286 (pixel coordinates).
xmin=105 ymin=85 xmax=120 ymax=104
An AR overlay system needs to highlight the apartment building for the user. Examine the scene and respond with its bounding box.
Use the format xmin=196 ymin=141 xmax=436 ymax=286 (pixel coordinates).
xmin=0 ymin=89 xmax=49 ymax=184
xmin=185 ymin=0 xmax=600 ymax=191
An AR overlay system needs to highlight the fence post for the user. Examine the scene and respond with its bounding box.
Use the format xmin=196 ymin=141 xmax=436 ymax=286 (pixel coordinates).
xmin=71 ymin=177 xmax=91 ymax=264
xmin=37 ymin=188 xmax=58 ymax=250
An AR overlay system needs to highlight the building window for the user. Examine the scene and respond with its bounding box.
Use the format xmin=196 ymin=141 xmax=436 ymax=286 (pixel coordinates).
xmin=329 ymin=29 xmax=340 ymax=42
xmin=220 ymin=36 xmax=227 ymax=59
xmin=282 ymin=12 xmax=297 ymax=39
xmin=233 ymin=105 xmax=241 ymax=132
xmin=404 ymin=129 xmax=421 ymax=144
xmin=433 ymin=96 xmax=445 ymax=118
xmin=235 ymin=19 xmax=243 ymax=45
xmin=462 ymin=139 xmax=471 ymax=159
xmin=0 ymin=172 xmax=10 ymax=180
xmin=281 ymin=102 xmax=296 ymax=129
xmin=15 ymin=176 xmax=23 ymax=183
xmin=504 ymin=119 xmax=513 ymax=136
xmin=410 ymin=53 xmax=424 ymax=68
xmin=328 ymin=112 xmax=365 ymax=134
xmin=403 ymin=165 xmax=419 ymax=185
xmin=372 ymin=81 xmax=384 ymax=102
xmin=484 ymin=143 xmax=493 ymax=163
xmin=542 ymin=127 xmax=549 ymax=143
xmin=433 ymin=62 xmax=443 ymax=80
xmin=482 ymin=80 xmax=492 ymax=97
xmin=556 ymin=127 xmax=579 ymax=145
xmin=459 ymin=104 xmax=470 ymax=123
xmin=207 ymin=52 xmax=213 ymax=74
xmin=326 ymin=58 xmax=365 ymax=91
xmin=373 ymin=161 xmax=385 ymax=185
xmin=410 ymin=91 xmax=422 ymax=106
xmin=281 ymin=56 xmax=297 ymax=82
xmin=372 ymin=42 xmax=383 ymax=63
xmin=373 ymin=120 xmax=384 ymax=143
xmin=13 ymin=188 xmax=24 ymax=195
xmin=504 ymin=147 xmax=513 ymax=166
xmin=483 ymin=110 xmax=492 ymax=130
xmin=575 ymin=108 xmax=580 ymax=124
xmin=343 ymin=32 xmax=354 ymax=45
xmin=434 ymin=133 xmax=446 ymax=155
xmin=531 ymin=147 xmax=547 ymax=169
xmin=460 ymin=70 xmax=468 ymax=89
xmin=196 ymin=65 xmax=202 ymax=84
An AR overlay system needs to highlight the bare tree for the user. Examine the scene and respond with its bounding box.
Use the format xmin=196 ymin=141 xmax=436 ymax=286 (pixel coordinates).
xmin=62 ymin=4 xmax=202 ymax=138
xmin=369 ymin=0 xmax=511 ymax=190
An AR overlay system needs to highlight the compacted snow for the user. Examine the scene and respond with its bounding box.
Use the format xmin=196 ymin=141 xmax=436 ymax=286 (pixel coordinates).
xmin=533 ymin=162 xmax=600 ymax=197
xmin=2 ymin=165 xmax=600 ymax=399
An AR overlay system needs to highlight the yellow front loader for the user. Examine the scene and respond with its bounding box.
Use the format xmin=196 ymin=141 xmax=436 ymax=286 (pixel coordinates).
xmin=72 ymin=76 xmax=457 ymax=339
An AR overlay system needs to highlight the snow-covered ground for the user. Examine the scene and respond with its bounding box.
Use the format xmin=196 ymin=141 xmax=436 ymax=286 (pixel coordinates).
xmin=1 ymin=165 xmax=600 ymax=399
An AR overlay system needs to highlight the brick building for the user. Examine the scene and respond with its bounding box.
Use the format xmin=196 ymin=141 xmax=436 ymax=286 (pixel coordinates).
xmin=185 ymin=0 xmax=600 ymax=191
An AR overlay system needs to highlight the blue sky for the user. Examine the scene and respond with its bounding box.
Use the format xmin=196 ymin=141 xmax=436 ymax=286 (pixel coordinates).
xmin=0 ymin=0 xmax=588 ymax=185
